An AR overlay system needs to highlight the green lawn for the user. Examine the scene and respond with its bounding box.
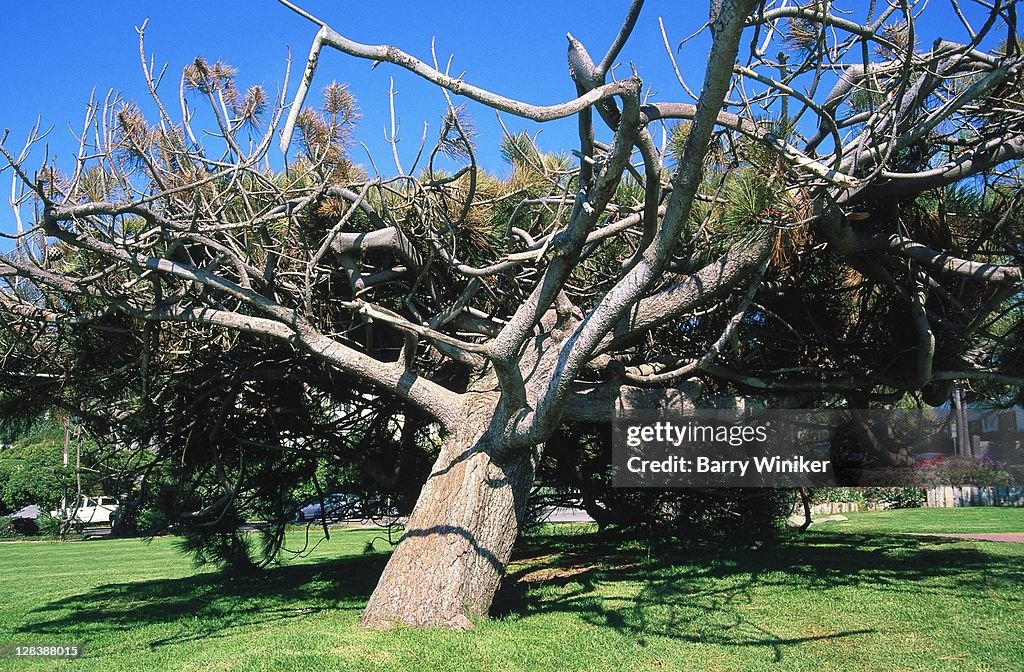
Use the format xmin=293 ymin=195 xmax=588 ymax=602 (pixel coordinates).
xmin=0 ymin=511 xmax=1022 ymax=671
xmin=811 ymin=507 xmax=1024 ymax=534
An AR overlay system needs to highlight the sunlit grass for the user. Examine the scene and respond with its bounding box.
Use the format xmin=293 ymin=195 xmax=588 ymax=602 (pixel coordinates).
xmin=810 ymin=507 xmax=1024 ymax=534
xmin=0 ymin=512 xmax=1021 ymax=671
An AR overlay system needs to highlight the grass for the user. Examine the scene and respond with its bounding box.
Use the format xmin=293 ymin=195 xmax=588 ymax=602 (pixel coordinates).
xmin=0 ymin=510 xmax=1021 ymax=671
xmin=810 ymin=507 xmax=1024 ymax=534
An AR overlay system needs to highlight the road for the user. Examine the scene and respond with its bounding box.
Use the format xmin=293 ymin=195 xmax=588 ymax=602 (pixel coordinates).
xmin=538 ymin=507 xmax=595 ymax=524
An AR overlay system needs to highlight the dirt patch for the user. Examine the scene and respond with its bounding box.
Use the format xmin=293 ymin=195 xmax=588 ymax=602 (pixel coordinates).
xmin=517 ymin=565 xmax=597 ymax=584
xmin=911 ymin=532 xmax=1024 ymax=543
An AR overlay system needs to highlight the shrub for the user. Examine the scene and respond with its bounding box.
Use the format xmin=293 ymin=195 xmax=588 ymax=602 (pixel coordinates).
xmin=600 ymin=488 xmax=795 ymax=543
xmin=135 ymin=507 xmax=170 ymax=535
xmin=810 ymin=488 xmax=867 ymax=505
xmin=35 ymin=514 xmax=63 ymax=538
xmin=918 ymin=456 xmax=1021 ymax=487
xmin=9 ymin=516 xmax=39 ymax=536
xmin=176 ymin=527 xmax=257 ymax=574
xmin=864 ymin=487 xmax=926 ymax=509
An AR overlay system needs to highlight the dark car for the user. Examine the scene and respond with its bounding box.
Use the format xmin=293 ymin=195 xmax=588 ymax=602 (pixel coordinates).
xmin=293 ymin=493 xmax=355 ymax=522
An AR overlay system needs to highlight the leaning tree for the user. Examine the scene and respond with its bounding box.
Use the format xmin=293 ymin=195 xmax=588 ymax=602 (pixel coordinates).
xmin=2 ymin=0 xmax=1023 ymax=627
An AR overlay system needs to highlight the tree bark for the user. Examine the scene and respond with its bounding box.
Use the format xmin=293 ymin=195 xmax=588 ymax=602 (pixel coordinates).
xmin=360 ymin=397 xmax=538 ymax=629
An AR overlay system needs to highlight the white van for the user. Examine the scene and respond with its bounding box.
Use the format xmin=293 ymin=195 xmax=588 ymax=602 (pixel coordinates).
xmin=51 ymin=496 xmax=120 ymax=524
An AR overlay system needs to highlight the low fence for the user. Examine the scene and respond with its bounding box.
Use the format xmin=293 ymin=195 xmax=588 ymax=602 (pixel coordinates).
xmin=808 ymin=486 xmax=1024 ymax=514
xmin=925 ymin=486 xmax=1024 ymax=508
xmin=808 ymin=501 xmax=864 ymax=515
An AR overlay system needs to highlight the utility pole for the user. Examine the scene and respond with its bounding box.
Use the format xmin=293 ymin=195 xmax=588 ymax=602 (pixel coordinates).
xmin=75 ymin=424 xmax=82 ymax=510
xmin=61 ymin=419 xmax=70 ymax=514
xmin=60 ymin=418 xmax=71 ymax=541
xmin=952 ymin=384 xmax=971 ymax=457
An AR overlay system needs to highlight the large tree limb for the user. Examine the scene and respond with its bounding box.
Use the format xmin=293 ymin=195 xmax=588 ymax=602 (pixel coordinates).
xmin=512 ymin=0 xmax=762 ymax=445
xmin=562 ymin=380 xmax=702 ymax=423
xmin=843 ymin=134 xmax=1024 ymax=203
xmin=604 ymin=233 xmax=773 ymax=352
xmin=884 ymin=235 xmax=1022 ymax=285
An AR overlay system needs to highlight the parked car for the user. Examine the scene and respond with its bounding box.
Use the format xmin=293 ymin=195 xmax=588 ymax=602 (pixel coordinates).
xmin=9 ymin=504 xmax=41 ymax=521
xmin=3 ymin=505 xmax=42 ymax=536
xmin=913 ymin=452 xmax=949 ymax=467
xmin=292 ymin=493 xmax=356 ymax=522
xmin=50 ymin=496 xmax=120 ymax=524
xmin=292 ymin=493 xmax=402 ymax=523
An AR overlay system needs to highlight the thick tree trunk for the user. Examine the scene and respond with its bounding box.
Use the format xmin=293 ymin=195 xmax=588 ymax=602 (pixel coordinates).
xmin=360 ymin=401 xmax=538 ymax=629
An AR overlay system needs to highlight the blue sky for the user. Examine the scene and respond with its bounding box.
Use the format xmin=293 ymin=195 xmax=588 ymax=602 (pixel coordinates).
xmin=0 ymin=3 xmax=690 ymax=181
xmin=0 ymin=1 xmax=987 ymax=237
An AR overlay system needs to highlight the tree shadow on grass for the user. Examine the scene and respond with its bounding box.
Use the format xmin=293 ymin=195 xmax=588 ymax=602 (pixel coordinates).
xmin=17 ymin=552 xmax=389 ymax=648
xmin=17 ymin=528 xmax=1024 ymax=659
xmin=494 ymin=530 xmax=1024 ymax=661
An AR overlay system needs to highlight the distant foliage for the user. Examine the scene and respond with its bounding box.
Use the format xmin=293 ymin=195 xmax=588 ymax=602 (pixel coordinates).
xmin=0 ymin=421 xmax=70 ymax=513
xmin=864 ymin=487 xmax=926 ymax=509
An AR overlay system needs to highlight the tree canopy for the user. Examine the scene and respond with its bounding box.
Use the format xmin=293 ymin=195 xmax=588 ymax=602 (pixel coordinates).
xmin=1 ymin=0 xmax=1022 ymax=627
